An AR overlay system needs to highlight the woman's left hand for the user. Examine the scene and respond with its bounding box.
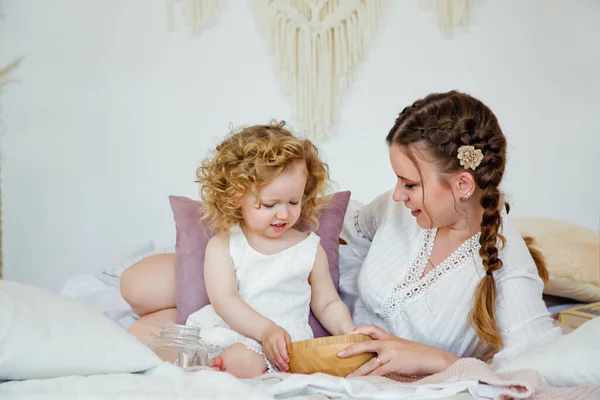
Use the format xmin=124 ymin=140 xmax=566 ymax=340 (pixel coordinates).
xmin=338 ymin=325 xmax=460 ymax=377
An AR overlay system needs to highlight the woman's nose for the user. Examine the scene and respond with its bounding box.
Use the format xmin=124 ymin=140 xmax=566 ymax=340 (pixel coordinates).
xmin=393 ymin=186 xmax=408 ymax=202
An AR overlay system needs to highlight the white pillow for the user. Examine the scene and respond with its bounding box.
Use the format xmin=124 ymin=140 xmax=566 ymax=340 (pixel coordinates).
xmin=95 ymin=241 xmax=156 ymax=287
xmin=497 ymin=317 xmax=600 ymax=386
xmin=0 ymin=280 xmax=161 ymax=380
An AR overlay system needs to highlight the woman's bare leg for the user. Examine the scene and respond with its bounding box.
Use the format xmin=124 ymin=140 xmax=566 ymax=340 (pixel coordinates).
xmin=120 ymin=253 xmax=177 ymax=345
xmin=128 ymin=308 xmax=178 ymax=346
xmin=121 ymin=253 xmax=176 ymax=316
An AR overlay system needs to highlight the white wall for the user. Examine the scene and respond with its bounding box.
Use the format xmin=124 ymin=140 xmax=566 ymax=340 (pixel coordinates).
xmin=1 ymin=0 xmax=599 ymax=291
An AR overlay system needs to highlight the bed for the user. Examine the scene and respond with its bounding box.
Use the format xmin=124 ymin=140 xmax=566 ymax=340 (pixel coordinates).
xmin=1 ymin=244 xmax=598 ymax=399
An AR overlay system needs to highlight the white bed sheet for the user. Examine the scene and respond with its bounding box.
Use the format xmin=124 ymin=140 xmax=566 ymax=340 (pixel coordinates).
xmin=59 ymin=274 xmax=136 ymax=329
xmin=0 ymin=363 xmax=490 ymax=400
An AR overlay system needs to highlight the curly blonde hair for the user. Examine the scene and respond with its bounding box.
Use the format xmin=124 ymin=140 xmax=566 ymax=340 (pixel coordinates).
xmin=196 ymin=120 xmax=330 ymax=233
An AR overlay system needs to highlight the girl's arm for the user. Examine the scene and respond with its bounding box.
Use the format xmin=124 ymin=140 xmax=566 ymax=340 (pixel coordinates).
xmin=205 ymin=235 xmax=292 ymax=370
xmin=204 ymin=235 xmax=279 ymax=342
xmin=310 ymin=245 xmax=355 ymax=335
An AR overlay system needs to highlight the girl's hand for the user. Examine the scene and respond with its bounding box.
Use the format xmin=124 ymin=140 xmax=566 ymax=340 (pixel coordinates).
xmin=338 ymin=325 xmax=460 ymax=377
xmin=261 ymin=324 xmax=292 ymax=372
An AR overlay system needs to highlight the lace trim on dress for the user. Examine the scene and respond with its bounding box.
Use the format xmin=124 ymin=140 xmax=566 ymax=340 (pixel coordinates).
xmin=381 ymin=229 xmax=481 ymax=325
xmin=238 ymin=337 xmax=278 ymax=373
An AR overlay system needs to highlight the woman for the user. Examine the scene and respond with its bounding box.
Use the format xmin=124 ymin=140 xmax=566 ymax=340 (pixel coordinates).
xmin=336 ymin=90 xmax=560 ymax=376
xmin=121 ymin=90 xmax=560 ymax=376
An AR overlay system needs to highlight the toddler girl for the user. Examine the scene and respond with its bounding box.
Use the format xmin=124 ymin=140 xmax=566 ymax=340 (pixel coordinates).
xmin=186 ymin=120 xmax=355 ymax=378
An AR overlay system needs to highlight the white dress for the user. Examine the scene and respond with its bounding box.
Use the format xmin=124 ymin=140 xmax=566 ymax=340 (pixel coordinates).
xmin=339 ymin=190 xmax=561 ymax=365
xmin=186 ymin=225 xmax=318 ymax=371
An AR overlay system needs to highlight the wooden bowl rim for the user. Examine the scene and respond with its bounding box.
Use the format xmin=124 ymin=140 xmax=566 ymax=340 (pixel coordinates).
xmin=287 ymin=334 xmax=372 ymax=351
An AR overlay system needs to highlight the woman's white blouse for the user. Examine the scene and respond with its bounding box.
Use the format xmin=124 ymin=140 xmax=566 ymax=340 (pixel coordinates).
xmin=339 ymin=190 xmax=561 ymax=365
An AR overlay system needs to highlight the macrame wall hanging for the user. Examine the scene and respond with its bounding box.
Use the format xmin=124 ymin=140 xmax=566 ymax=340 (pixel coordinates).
xmin=423 ymin=0 xmax=472 ymax=37
xmin=166 ymin=1 xmax=473 ymax=137
xmin=252 ymin=0 xmax=383 ymax=140
xmin=166 ymin=0 xmax=219 ymax=34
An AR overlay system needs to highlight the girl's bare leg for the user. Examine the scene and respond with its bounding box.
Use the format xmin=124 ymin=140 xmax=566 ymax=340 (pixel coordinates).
xmin=215 ymin=343 xmax=267 ymax=378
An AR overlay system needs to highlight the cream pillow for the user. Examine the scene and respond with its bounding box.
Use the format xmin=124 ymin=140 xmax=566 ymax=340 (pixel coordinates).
xmin=0 ymin=280 xmax=161 ymax=380
xmin=515 ymin=217 xmax=600 ymax=302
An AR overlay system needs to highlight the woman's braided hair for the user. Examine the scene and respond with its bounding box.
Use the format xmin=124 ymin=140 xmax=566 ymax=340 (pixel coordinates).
xmin=386 ymin=91 xmax=548 ymax=352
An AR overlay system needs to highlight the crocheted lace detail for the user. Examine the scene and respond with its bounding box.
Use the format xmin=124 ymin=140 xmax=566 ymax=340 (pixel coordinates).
xmin=353 ymin=209 xmax=368 ymax=239
xmin=382 ymin=229 xmax=481 ymax=324
xmin=239 ymin=337 xmax=277 ymax=373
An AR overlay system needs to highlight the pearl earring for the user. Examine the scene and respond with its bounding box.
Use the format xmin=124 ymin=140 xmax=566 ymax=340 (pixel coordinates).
xmin=460 ymin=192 xmax=471 ymax=202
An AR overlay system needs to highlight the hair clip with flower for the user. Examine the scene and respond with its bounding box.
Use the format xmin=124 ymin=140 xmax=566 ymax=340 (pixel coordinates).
xmin=457 ymin=145 xmax=484 ymax=170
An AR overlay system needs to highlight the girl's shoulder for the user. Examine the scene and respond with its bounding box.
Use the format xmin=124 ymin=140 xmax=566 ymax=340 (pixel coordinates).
xmin=206 ymin=231 xmax=231 ymax=251
xmin=287 ymin=228 xmax=312 ymax=243
xmin=283 ymin=228 xmax=320 ymax=250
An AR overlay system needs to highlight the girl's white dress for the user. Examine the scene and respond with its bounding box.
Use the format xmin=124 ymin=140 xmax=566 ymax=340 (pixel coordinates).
xmin=339 ymin=190 xmax=561 ymax=365
xmin=186 ymin=226 xmax=318 ymax=371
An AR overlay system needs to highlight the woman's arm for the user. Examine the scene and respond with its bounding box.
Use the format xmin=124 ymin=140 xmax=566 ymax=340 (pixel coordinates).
xmin=491 ymin=273 xmax=561 ymax=365
xmin=309 ymin=245 xmax=355 ymax=335
xmin=338 ymin=325 xmax=460 ymax=377
xmin=341 ymin=191 xmax=391 ymax=250
xmin=339 ymin=191 xmax=394 ymax=316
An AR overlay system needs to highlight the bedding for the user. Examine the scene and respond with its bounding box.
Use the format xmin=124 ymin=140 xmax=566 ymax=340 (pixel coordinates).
xmin=4 ymin=276 xmax=599 ymax=398
xmin=515 ymin=217 xmax=600 ymax=302
xmin=60 ymin=273 xmax=136 ymax=329
xmin=94 ymin=240 xmax=157 ymax=287
xmin=0 ymin=280 xmax=160 ymax=380
xmin=1 ymin=357 xmax=598 ymax=400
xmin=498 ymin=317 xmax=600 ymax=386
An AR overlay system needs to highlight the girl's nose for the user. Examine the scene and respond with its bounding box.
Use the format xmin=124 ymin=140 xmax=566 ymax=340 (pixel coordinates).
xmin=276 ymin=206 xmax=289 ymax=220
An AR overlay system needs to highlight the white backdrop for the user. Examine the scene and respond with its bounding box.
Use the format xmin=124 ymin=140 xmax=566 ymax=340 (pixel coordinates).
xmin=1 ymin=0 xmax=599 ymax=290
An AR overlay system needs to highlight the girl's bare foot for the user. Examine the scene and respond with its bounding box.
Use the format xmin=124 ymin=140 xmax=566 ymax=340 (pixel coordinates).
xmin=209 ymin=356 xmax=224 ymax=372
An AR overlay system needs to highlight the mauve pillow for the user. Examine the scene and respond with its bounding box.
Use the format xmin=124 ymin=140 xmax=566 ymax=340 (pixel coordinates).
xmin=169 ymin=191 xmax=351 ymax=338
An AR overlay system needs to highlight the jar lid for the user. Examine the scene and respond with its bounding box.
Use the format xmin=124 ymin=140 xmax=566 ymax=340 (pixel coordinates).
xmin=160 ymin=323 xmax=201 ymax=338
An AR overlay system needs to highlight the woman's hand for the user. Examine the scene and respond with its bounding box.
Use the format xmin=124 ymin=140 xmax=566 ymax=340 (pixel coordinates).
xmin=338 ymin=325 xmax=460 ymax=377
xmin=261 ymin=324 xmax=292 ymax=372
xmin=351 ymin=324 xmax=397 ymax=341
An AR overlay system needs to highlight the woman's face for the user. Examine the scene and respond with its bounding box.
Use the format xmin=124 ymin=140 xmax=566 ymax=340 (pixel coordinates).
xmin=388 ymin=143 xmax=461 ymax=229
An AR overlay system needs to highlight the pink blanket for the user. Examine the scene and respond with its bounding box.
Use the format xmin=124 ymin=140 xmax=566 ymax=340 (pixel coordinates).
xmin=389 ymin=358 xmax=600 ymax=399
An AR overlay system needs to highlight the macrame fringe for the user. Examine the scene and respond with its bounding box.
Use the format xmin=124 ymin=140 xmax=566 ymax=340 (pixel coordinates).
xmin=253 ymin=0 xmax=382 ymax=140
xmin=426 ymin=0 xmax=471 ymax=37
xmin=167 ymin=0 xmax=218 ymax=34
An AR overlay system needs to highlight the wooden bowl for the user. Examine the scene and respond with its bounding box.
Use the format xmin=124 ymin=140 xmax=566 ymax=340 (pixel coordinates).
xmin=286 ymin=334 xmax=375 ymax=377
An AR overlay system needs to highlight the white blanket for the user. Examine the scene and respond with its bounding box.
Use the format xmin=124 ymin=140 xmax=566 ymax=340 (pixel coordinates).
xmin=0 ymin=362 xmax=501 ymax=400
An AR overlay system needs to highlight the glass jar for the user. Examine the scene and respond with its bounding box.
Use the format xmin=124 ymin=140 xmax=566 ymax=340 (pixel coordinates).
xmin=148 ymin=324 xmax=208 ymax=370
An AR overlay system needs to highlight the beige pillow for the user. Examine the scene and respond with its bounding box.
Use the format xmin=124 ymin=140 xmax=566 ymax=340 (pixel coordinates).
xmin=515 ymin=217 xmax=600 ymax=302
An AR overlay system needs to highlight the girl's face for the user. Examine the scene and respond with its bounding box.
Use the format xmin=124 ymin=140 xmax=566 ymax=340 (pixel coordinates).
xmin=240 ymin=160 xmax=307 ymax=239
xmin=389 ymin=143 xmax=462 ymax=229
